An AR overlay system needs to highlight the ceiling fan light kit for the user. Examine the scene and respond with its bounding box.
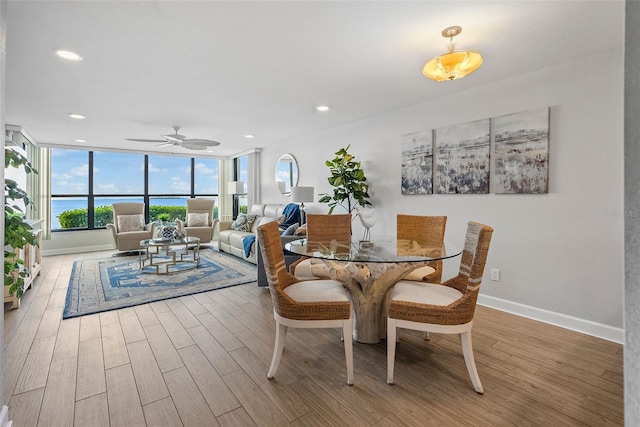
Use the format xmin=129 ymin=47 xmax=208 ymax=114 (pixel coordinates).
xmin=423 ymin=26 xmax=483 ymax=82
xmin=125 ymin=126 xmax=221 ymax=151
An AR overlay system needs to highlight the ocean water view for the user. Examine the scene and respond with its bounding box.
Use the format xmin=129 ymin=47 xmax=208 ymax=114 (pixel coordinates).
xmin=52 ymin=197 xmax=190 ymax=230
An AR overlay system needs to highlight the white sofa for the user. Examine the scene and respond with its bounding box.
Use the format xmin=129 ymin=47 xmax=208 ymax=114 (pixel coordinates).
xmin=217 ymin=204 xmax=288 ymax=264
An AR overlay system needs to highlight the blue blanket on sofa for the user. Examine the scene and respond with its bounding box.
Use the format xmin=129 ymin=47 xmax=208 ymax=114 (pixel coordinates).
xmin=242 ymin=204 xmax=301 ymax=258
xmin=243 ymin=235 xmax=256 ymax=258
xmin=281 ymin=203 xmax=301 ymax=228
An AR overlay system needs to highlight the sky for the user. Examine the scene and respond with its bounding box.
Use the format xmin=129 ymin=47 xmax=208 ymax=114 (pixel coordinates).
xmin=51 ymin=149 xmax=220 ymax=195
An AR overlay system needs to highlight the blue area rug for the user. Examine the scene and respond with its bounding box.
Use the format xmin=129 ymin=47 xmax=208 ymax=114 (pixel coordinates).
xmin=63 ymin=249 xmax=256 ymax=319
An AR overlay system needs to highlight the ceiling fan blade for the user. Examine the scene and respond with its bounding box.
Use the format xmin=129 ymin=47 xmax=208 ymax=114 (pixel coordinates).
xmin=155 ymin=141 xmax=175 ymax=148
xmin=125 ymin=129 xmax=221 ymax=150
xmin=125 ymin=138 xmax=167 ymax=142
xmin=183 ymin=139 xmax=221 ymax=147
xmin=179 ymin=141 xmax=209 ymax=150
xmin=164 ymin=134 xmax=186 ymax=142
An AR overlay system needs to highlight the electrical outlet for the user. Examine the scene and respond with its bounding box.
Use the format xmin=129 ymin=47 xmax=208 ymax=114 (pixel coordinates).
xmin=491 ymin=268 xmax=500 ymax=281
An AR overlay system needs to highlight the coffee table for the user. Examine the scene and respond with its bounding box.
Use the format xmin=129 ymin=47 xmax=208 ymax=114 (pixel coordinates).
xmin=139 ymin=236 xmax=200 ymax=274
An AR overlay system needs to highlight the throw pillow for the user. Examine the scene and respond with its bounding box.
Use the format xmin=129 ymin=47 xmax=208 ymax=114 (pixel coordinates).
xmin=230 ymin=214 xmax=257 ymax=232
xmin=187 ymin=212 xmax=209 ymax=227
xmin=117 ymin=214 xmax=144 ymax=232
xmin=281 ymin=223 xmax=299 ymax=236
xmin=294 ymin=224 xmax=307 ymax=236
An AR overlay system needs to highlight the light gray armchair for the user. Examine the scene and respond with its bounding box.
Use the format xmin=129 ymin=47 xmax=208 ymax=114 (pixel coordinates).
xmin=106 ymin=202 xmax=155 ymax=252
xmin=176 ymin=198 xmax=218 ymax=244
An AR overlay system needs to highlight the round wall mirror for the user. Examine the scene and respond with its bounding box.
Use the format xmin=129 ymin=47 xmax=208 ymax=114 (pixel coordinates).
xmin=275 ymin=153 xmax=299 ymax=196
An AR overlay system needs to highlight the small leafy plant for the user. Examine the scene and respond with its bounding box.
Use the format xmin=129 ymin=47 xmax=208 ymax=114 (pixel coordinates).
xmin=5 ymin=147 xmax=39 ymax=298
xmin=318 ymin=145 xmax=371 ymax=214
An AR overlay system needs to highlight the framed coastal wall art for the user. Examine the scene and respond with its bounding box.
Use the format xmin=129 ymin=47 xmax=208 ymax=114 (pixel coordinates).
xmin=435 ymin=118 xmax=490 ymax=194
xmin=401 ymin=130 xmax=434 ymax=195
xmin=493 ymin=107 xmax=550 ymax=194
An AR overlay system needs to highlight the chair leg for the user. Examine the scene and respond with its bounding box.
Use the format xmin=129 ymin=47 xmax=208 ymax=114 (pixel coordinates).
xmin=423 ymin=331 xmax=430 ymax=340
xmin=267 ymin=321 xmax=287 ymax=380
xmin=387 ymin=318 xmax=397 ymax=385
xmin=460 ymin=331 xmax=483 ymax=394
xmin=343 ymin=319 xmax=354 ymax=386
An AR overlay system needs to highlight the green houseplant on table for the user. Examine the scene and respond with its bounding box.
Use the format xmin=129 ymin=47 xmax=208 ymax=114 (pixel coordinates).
xmin=4 ymin=147 xmax=39 ymax=298
xmin=318 ymin=145 xmax=372 ymax=215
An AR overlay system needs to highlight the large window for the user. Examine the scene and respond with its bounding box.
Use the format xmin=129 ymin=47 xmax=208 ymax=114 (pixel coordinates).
xmin=51 ymin=149 xmax=90 ymax=229
xmin=51 ymin=148 xmax=220 ymax=231
xmin=232 ymin=155 xmax=248 ymax=217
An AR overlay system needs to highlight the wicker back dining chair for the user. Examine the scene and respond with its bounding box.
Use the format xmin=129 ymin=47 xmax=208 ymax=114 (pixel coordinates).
xmin=397 ymin=214 xmax=447 ymax=283
xmin=387 ymin=221 xmax=493 ymax=393
xmin=257 ymin=221 xmax=354 ymax=385
xmin=290 ymin=213 xmax=352 ymax=280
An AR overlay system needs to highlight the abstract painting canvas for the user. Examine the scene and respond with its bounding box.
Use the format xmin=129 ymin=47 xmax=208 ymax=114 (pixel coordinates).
xmin=493 ymin=107 xmax=549 ymax=194
xmin=435 ymin=118 xmax=490 ymax=194
xmin=401 ymin=130 xmax=433 ymax=195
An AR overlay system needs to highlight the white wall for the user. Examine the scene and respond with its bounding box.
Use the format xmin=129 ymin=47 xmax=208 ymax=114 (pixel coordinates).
xmin=43 ymin=229 xmax=114 ymax=255
xmin=625 ymin=0 xmax=640 ymax=422
xmin=260 ymin=48 xmax=624 ymax=342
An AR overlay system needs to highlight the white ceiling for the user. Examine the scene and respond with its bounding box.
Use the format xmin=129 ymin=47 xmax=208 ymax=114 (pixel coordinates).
xmin=5 ymin=1 xmax=624 ymax=158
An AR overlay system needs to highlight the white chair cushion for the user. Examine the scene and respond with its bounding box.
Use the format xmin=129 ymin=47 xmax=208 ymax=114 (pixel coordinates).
xmin=117 ymin=214 xmax=144 ymax=232
xmin=292 ymin=259 xmax=315 ymax=280
xmin=283 ymin=280 xmax=349 ymax=303
xmin=403 ymin=265 xmax=436 ymax=281
xmin=392 ymin=280 xmax=463 ymax=306
xmin=293 ymin=259 xmax=330 ymax=280
xmin=187 ymin=212 xmax=209 ymax=227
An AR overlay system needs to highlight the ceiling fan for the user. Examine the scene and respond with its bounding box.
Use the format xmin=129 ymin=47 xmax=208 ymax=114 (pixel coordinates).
xmin=125 ymin=126 xmax=221 ymax=151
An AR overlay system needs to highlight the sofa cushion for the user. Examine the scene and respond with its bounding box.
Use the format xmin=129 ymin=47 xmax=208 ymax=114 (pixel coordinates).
xmin=263 ymin=204 xmax=285 ymax=217
xmin=227 ymin=230 xmax=253 ymax=249
xmin=250 ymin=204 xmax=266 ymax=216
xmin=251 ymin=215 xmax=286 ymax=232
xmin=187 ymin=212 xmax=209 ymax=227
xmin=117 ymin=214 xmax=144 ymax=232
xmin=231 ymin=214 xmax=257 ymax=232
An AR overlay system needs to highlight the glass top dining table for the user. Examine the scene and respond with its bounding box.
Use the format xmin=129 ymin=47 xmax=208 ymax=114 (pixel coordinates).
xmin=284 ymin=237 xmax=461 ymax=264
xmin=284 ymin=236 xmax=462 ymax=344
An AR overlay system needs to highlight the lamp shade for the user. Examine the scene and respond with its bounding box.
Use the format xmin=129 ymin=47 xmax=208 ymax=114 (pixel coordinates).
xmin=422 ymin=50 xmax=483 ymax=81
xmin=291 ymin=186 xmax=314 ymax=203
xmin=227 ymin=181 xmax=245 ymax=194
xmin=423 ymin=25 xmax=482 ymax=82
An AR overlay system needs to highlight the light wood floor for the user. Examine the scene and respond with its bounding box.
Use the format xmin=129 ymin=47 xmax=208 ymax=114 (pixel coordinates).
xmin=3 ymin=250 xmax=623 ymax=426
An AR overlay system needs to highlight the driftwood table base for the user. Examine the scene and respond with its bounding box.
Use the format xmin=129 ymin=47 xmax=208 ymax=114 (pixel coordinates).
xmin=311 ymin=260 xmax=434 ymax=344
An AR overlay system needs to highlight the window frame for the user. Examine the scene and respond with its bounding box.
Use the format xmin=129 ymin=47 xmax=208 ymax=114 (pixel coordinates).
xmin=50 ymin=150 xmax=220 ymax=232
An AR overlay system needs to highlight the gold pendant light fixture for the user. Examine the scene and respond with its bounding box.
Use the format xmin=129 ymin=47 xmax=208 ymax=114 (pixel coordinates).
xmin=423 ymin=26 xmax=483 ymax=82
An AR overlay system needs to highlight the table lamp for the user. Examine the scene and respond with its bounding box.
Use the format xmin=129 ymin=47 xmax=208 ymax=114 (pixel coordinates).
xmin=291 ymin=186 xmax=314 ymax=225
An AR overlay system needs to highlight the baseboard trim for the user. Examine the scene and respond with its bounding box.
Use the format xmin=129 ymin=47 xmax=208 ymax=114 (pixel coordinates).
xmin=42 ymin=244 xmax=114 ymax=256
xmin=478 ymin=294 xmax=624 ymax=344
xmin=0 ymin=406 xmax=12 ymax=427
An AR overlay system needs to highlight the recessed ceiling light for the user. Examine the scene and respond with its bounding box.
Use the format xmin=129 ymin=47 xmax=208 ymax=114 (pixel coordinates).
xmin=68 ymin=113 xmax=86 ymax=119
xmin=244 ymin=134 xmax=254 ymax=139
xmin=56 ymin=49 xmax=83 ymax=61
xmin=75 ymin=139 xmax=86 ymax=143
xmin=315 ymin=105 xmax=330 ymax=112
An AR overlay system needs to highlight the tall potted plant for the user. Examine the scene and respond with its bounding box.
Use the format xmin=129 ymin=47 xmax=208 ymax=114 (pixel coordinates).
xmin=5 ymin=147 xmax=39 ymax=298
xmin=318 ymin=145 xmax=371 ymax=214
